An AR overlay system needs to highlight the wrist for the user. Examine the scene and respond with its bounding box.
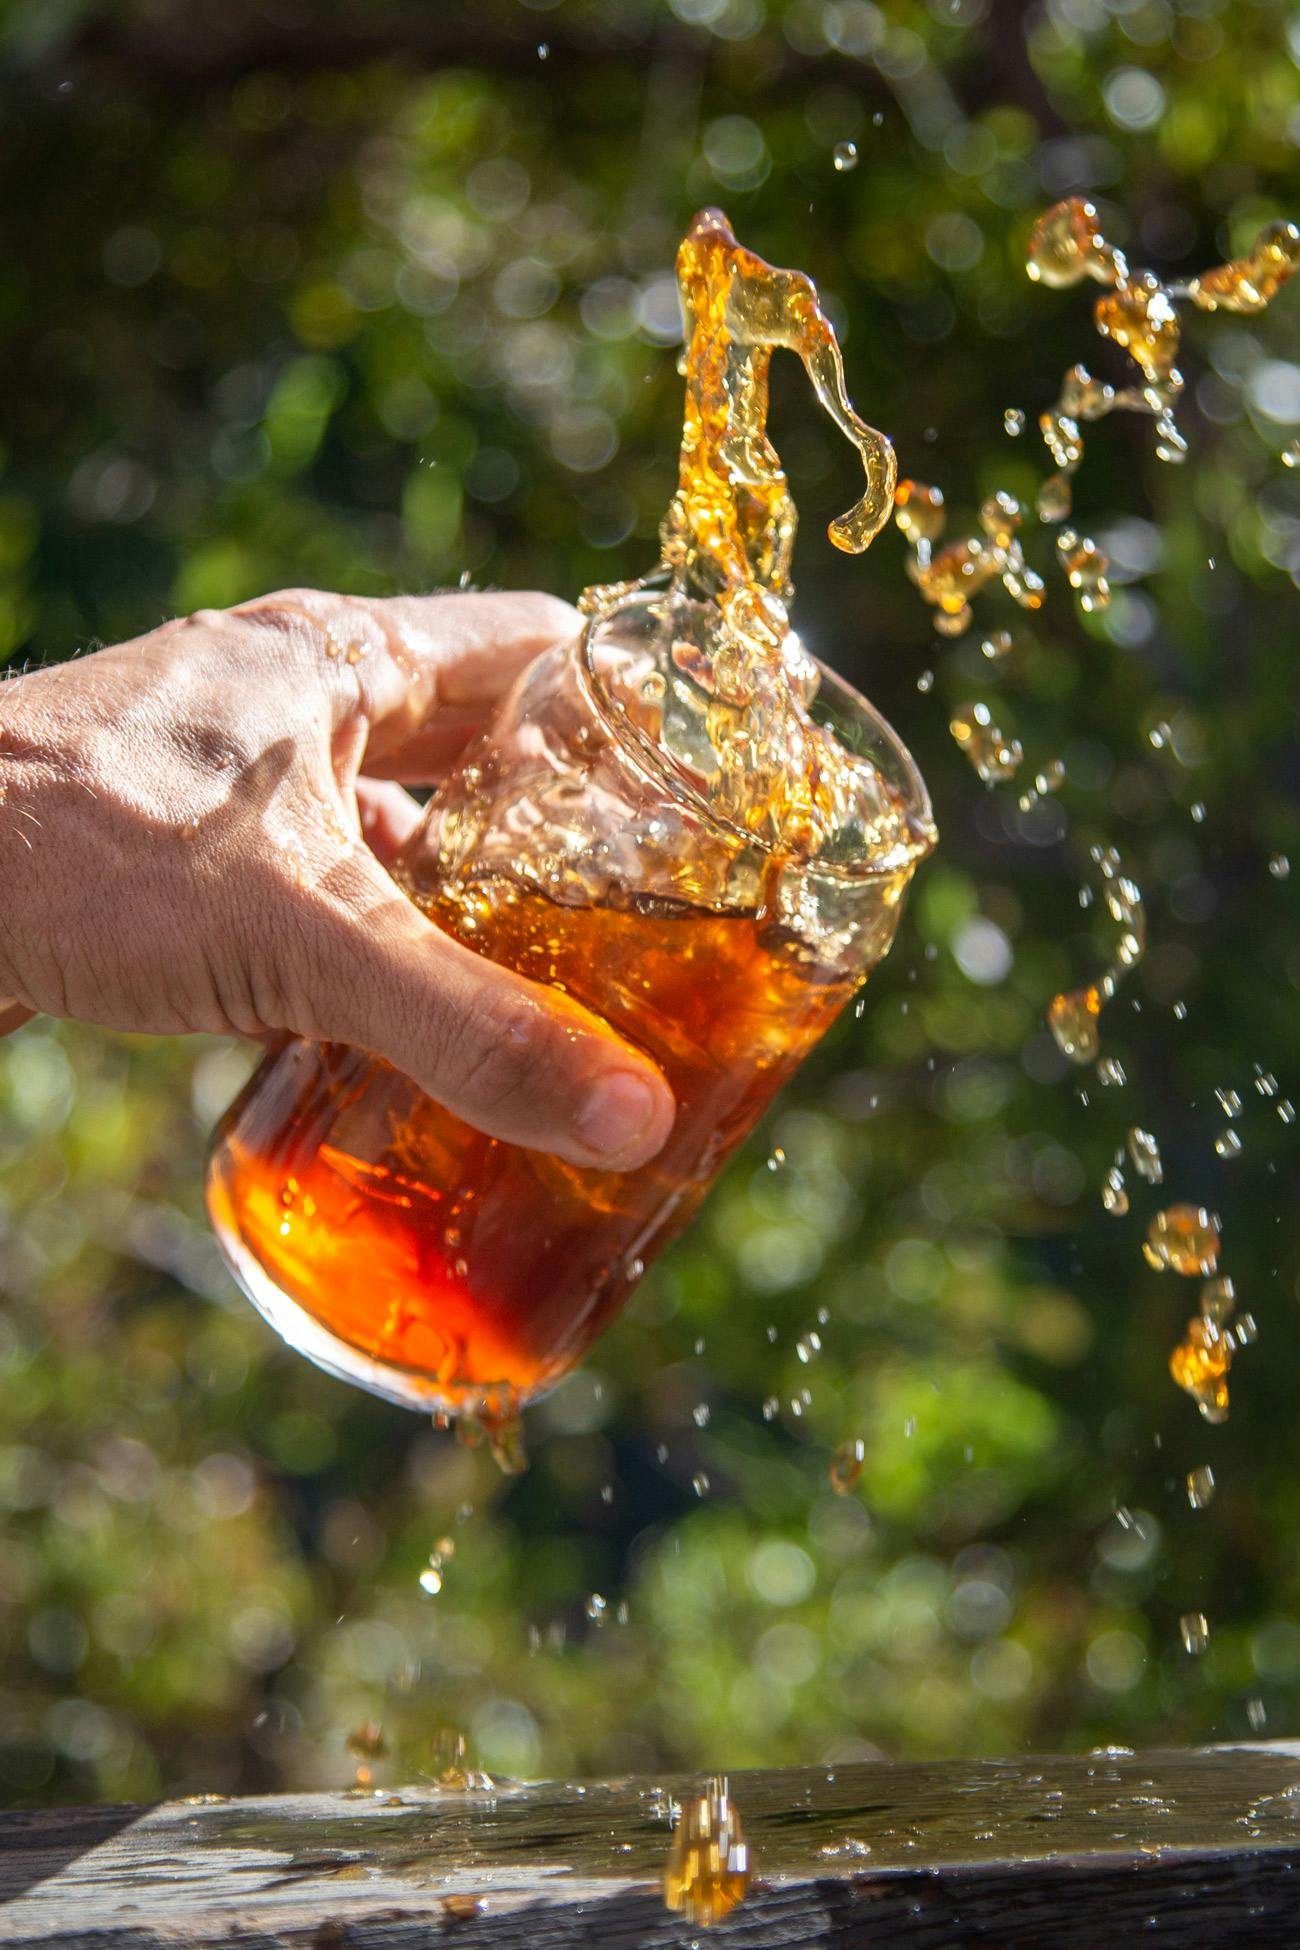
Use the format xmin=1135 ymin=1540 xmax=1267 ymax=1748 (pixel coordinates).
xmin=0 ymin=666 xmax=89 ymax=1011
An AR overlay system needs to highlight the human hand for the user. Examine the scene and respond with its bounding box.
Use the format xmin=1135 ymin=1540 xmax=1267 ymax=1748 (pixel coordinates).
xmin=0 ymin=591 xmax=675 ymax=1170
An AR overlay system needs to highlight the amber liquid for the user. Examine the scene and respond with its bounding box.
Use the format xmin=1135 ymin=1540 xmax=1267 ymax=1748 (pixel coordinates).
xmin=206 ymin=868 xmax=869 ymax=1410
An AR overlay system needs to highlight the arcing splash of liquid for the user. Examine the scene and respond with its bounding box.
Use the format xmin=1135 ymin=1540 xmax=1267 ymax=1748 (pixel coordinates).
xmin=581 ymin=208 xmax=920 ymax=862
xmin=662 ymin=207 xmax=897 ymax=646
xmin=895 ymin=198 xmax=1300 ymax=634
xmin=886 ymin=196 xmax=1296 ymax=1436
xmin=1026 ymin=197 xmax=1300 ymax=521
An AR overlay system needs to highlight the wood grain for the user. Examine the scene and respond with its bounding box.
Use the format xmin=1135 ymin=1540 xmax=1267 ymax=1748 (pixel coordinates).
xmin=5 ymin=1743 xmax=1300 ymax=1947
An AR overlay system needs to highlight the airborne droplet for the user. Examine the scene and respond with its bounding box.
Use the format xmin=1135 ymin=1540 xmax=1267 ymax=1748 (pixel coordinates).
xmin=1144 ymin=1204 xmax=1220 ymax=1276
xmin=1180 ymin=1612 xmax=1209 ymax=1655
xmin=832 ymin=140 xmax=859 ymax=173
xmin=1048 ymin=986 xmax=1101 ymax=1064
xmin=950 ymin=702 xmax=1024 ymax=784
xmin=1126 ymin=1126 xmax=1163 ymax=1185
xmin=830 ymin=1438 xmax=866 ymax=1494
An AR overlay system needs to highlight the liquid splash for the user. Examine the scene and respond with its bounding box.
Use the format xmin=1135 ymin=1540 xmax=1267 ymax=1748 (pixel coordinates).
xmin=663 ymin=1775 xmax=751 ymax=1927
xmin=830 ymin=1437 xmax=866 ymax=1494
xmin=419 ymin=1534 xmax=455 ymax=1596
xmin=1180 ymin=1611 xmax=1209 ymax=1655
xmin=897 ymin=196 xmax=1298 ymax=641
xmin=949 ymin=701 xmax=1024 ymax=784
xmin=1127 ymin=1127 xmax=1163 ymax=1186
xmin=449 ymin=1388 xmax=528 ymax=1476
xmin=582 ymin=207 xmax=916 ymax=866
xmin=432 ymin=1728 xmax=494 ymax=1793
xmin=1026 ymin=198 xmax=1300 ymax=522
xmin=345 ymin=1721 xmax=387 ymax=1790
xmin=895 ymin=482 xmax=1044 ymax=637
xmin=1048 ymin=846 xmax=1146 ymax=1066
xmin=1170 ymin=1315 xmax=1232 ymax=1423
xmin=1144 ymin=1203 xmax=1220 ymax=1277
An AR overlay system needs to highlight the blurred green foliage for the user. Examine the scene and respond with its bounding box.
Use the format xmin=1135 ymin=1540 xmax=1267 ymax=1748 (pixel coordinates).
xmin=2 ymin=0 xmax=1300 ymax=1808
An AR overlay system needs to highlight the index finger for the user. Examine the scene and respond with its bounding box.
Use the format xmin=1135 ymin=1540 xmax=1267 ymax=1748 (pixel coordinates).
xmin=236 ymin=589 xmax=582 ymax=784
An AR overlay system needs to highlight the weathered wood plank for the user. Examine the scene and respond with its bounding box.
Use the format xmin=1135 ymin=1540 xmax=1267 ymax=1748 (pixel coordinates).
xmin=4 ymin=1745 xmax=1300 ymax=1947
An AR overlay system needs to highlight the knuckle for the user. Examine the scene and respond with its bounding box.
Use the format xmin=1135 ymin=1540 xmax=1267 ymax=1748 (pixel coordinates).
xmin=444 ymin=984 xmax=568 ymax=1124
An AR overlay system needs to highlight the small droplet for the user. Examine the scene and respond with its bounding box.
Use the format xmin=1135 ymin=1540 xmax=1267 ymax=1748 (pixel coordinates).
xmin=832 ymin=140 xmax=859 ymax=172
xmin=1254 ymin=1069 xmax=1279 ymax=1098
xmin=1199 ymin=1275 xmax=1236 ymax=1324
xmin=1248 ymin=1696 xmax=1267 ymax=1731
xmin=830 ymin=1438 xmax=866 ymax=1495
xmin=692 ymin=1473 xmax=710 ymax=1497
xmin=1215 ymin=1128 xmax=1242 ymax=1159
xmin=1215 ymin=1087 xmax=1243 ymax=1119
xmin=767 ymin=1146 xmax=786 ymax=1170
xmin=1279 ymin=1099 xmax=1296 ymax=1125
xmin=981 ymin=630 xmax=1014 ymax=661
xmin=692 ymin=1403 xmax=711 ymax=1428
xmin=796 ymin=1333 xmax=821 ymax=1364
xmin=1269 ymin=853 xmax=1290 ymax=880
xmin=1102 ymin=1165 xmax=1129 ymax=1215
xmin=1097 ymin=1056 xmax=1126 ymax=1087
xmin=1004 ymin=407 xmax=1026 ymax=437
xmin=950 ymin=700 xmax=1024 ymax=784
xmin=1191 ymin=801 xmax=1206 ymax=823
xmin=1173 ymin=1001 xmax=1188 ymax=1021
xmin=585 ymin=1592 xmax=607 ymax=1625
xmin=916 ymin=667 xmax=935 ymax=693
xmin=1145 ymin=1204 xmax=1219 ymax=1276
xmin=537 ymin=40 xmax=550 ymax=59
xmin=345 ymin=1720 xmax=387 ymax=1788
xmin=1048 ymin=985 xmax=1101 ymax=1064
xmin=761 ymin=1396 xmax=779 ymax=1422
xmin=1186 ymin=1465 xmax=1215 ymax=1510
xmin=1170 ymin=1315 xmax=1232 ymax=1420
xmin=1037 ymin=472 xmax=1072 ymax=522
xmin=1232 ymin=1312 xmax=1259 ymax=1349
xmin=1180 ymin=1612 xmax=1209 ymax=1656
xmin=1127 ymin=1127 xmax=1163 ymax=1185
xmin=1283 ymin=440 xmax=1300 ymax=469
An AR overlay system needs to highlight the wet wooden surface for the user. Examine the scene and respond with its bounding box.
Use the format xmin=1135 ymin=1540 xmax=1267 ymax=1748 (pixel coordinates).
xmin=5 ymin=1744 xmax=1300 ymax=1946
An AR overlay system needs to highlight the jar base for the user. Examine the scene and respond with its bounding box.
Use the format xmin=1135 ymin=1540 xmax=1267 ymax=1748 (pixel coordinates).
xmin=214 ymin=1216 xmax=492 ymax=1416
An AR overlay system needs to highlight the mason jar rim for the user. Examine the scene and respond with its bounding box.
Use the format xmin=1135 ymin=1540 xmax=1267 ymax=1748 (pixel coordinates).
xmin=577 ymin=587 xmax=937 ymax=882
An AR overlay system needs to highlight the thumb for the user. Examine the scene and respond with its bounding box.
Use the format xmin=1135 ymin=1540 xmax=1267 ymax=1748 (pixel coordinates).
xmin=286 ymin=851 xmax=676 ymax=1172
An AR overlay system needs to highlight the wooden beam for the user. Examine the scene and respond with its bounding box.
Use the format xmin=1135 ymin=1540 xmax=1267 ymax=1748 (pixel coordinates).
xmin=4 ymin=1744 xmax=1300 ymax=1946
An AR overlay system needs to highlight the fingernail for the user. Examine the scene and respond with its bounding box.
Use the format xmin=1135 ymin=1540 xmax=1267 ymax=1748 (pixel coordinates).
xmin=573 ymin=1070 xmax=668 ymax=1167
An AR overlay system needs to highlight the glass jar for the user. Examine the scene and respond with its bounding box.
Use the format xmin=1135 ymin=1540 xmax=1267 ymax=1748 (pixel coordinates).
xmin=206 ymin=588 xmax=934 ymax=1422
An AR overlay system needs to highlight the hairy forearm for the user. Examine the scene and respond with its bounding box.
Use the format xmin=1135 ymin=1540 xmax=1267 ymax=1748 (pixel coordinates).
xmin=0 ymin=667 xmax=74 ymax=1017
xmin=0 ymin=594 xmax=673 ymax=1170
